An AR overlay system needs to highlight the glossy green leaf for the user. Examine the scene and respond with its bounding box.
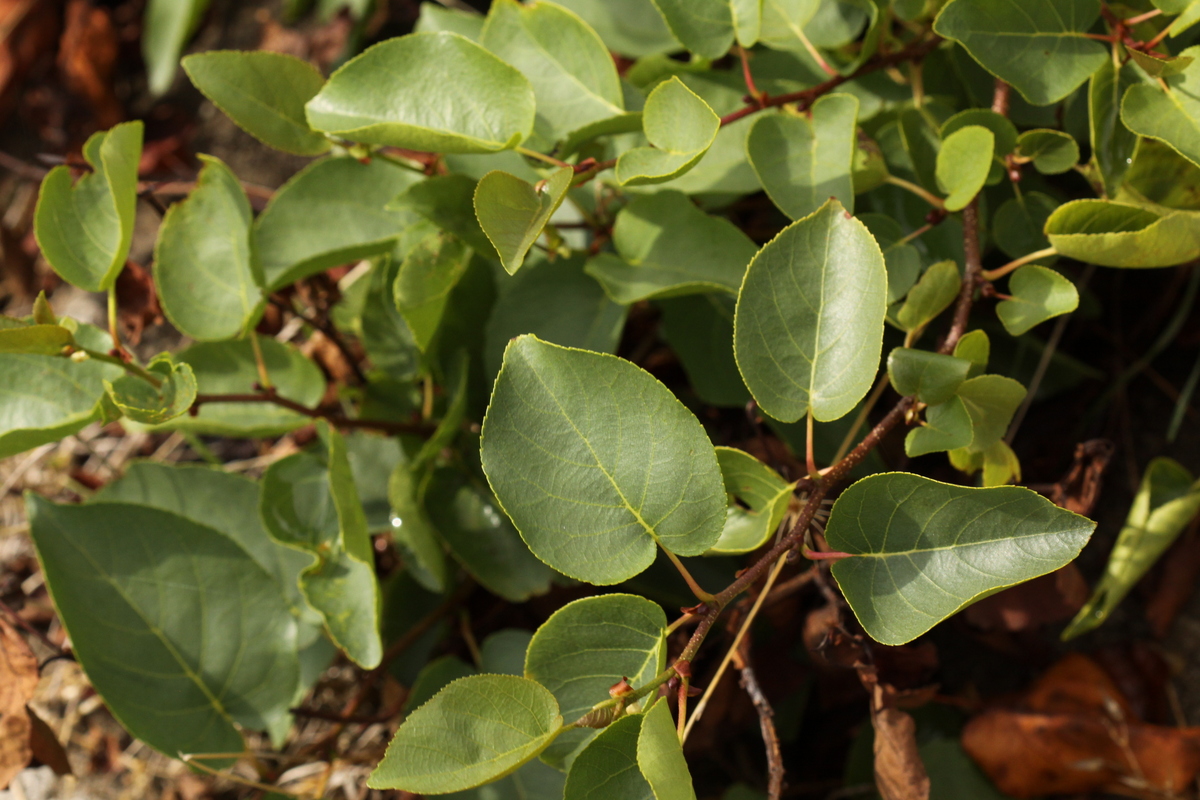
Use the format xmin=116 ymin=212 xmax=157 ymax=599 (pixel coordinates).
xmin=255 ymin=156 xmax=420 ymax=291
xmin=564 ymin=714 xmax=652 ymax=800
xmin=649 ymin=0 xmax=736 ymax=58
xmin=935 ymin=126 xmax=993 ymax=212
xmin=586 ymin=190 xmax=757 ymax=303
xmin=996 ymin=266 xmax=1079 ymax=336
xmin=474 ymin=167 xmax=572 ymax=275
xmin=388 ymin=461 xmax=451 ymax=594
xmin=1127 ymin=48 xmax=1194 ymax=78
xmin=1017 ymin=129 xmax=1080 ymax=175
xmin=1044 ymin=199 xmax=1200 ymax=267
xmin=887 ymin=348 xmax=971 ymax=405
xmin=1064 ymin=458 xmax=1200 ymax=639
xmin=167 ymin=337 xmax=326 ymax=437
xmin=154 ymin=155 xmax=260 ymax=341
xmin=954 ymin=329 xmax=989 ymax=377
xmin=895 ymin=261 xmax=961 ymax=335
xmin=481 ymin=336 xmax=726 ymax=585
xmin=658 ymin=294 xmax=749 ymax=407
xmin=932 ymin=0 xmax=1107 ymax=105
xmin=306 ymin=32 xmax=536 ymax=153
xmin=1122 ymin=46 xmax=1200 ymax=169
xmin=34 ymin=122 xmax=141 ymax=292
xmin=747 ymin=94 xmax=859 ymax=219
xmin=993 ymin=192 xmax=1057 ymax=262
xmin=0 ymin=324 xmax=73 ymax=355
xmin=825 ymin=472 xmax=1096 ymax=645
xmin=553 ymin=0 xmax=681 ymax=57
xmin=27 ymin=497 xmax=300 ymax=757
xmin=392 ymin=174 xmax=499 ymax=258
xmin=710 ymin=447 xmax=795 ymax=555
xmin=734 ymin=199 xmax=887 ymax=423
xmin=616 ymin=77 xmax=720 ymax=185
xmin=105 ymin=358 xmax=197 ymax=425
xmin=393 ymin=231 xmax=473 ymax=351
xmin=525 ymin=593 xmax=667 ymax=767
xmin=368 ymin=675 xmax=563 ymax=792
xmin=637 ymin=700 xmax=697 ymax=800
xmin=905 ymin=397 xmax=972 ymax=457
xmin=182 ymin=51 xmax=330 ymax=155
xmin=1089 ymin=59 xmax=1141 ymax=197
xmin=143 ymin=0 xmax=210 ymax=95
xmin=481 ymin=0 xmax=625 ymax=146
xmin=957 ymin=374 xmax=1026 ymax=452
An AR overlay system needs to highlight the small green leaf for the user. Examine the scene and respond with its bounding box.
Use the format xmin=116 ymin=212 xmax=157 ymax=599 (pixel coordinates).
xmin=933 ymin=0 xmax=1108 ymax=105
xmin=905 ymin=397 xmax=972 ymax=457
xmin=940 ymin=109 xmax=1017 ymax=185
xmin=658 ymin=294 xmax=749 ymax=407
xmin=649 ymin=0 xmax=736 ymax=58
xmin=957 ymin=374 xmax=1026 ymax=453
xmin=368 ymin=674 xmax=563 ymax=792
xmin=616 ymin=77 xmax=720 ymax=185
xmin=747 ymin=94 xmax=859 ymax=220
xmin=1044 ymin=199 xmax=1200 ymax=268
xmin=182 ymin=51 xmax=330 ymax=155
xmin=995 ymin=265 xmax=1079 ymax=336
xmin=105 ymin=358 xmax=197 ymax=424
xmin=388 ymin=461 xmax=451 ymax=594
xmin=481 ymin=336 xmax=726 ymax=585
xmin=637 ymin=700 xmax=697 ymax=800
xmin=552 ymin=0 xmax=681 ymax=57
xmin=852 ymin=132 xmax=890 ymax=194
xmin=0 ymin=324 xmax=73 ymax=355
xmin=474 ymin=167 xmax=572 ymax=275
xmin=361 ymin=251 xmax=424 ymax=383
xmin=34 ymin=122 xmax=142 ymax=292
xmin=898 ymin=107 xmax=943 ymax=192
xmin=826 ymin=472 xmax=1096 ymax=645
xmin=1089 ymin=58 xmax=1141 ymax=197
xmin=585 ymin=190 xmax=757 ymax=303
xmin=526 ymin=593 xmax=667 ymax=768
xmin=1016 ymin=129 xmax=1080 ymax=175
xmin=710 ymin=447 xmax=795 ymax=555
xmin=993 ymin=193 xmax=1057 ymax=262
xmin=981 ymin=439 xmax=1022 ymax=487
xmin=954 ymin=330 xmax=989 ymax=377
xmin=887 ymin=348 xmax=972 ymax=405
xmin=935 ymin=126 xmax=993 ymax=212
xmin=734 ymin=199 xmax=887 ymax=423
xmin=392 ymin=174 xmax=499 ymax=258
xmin=143 ymin=0 xmax=210 ymax=95
xmin=1127 ymin=48 xmax=1194 ymax=78
xmin=564 ymin=713 xmax=652 ymax=800
xmin=306 ymin=32 xmax=536 ymax=153
xmin=1122 ymin=46 xmax=1200 ymax=169
xmin=895 ymin=261 xmax=961 ymax=335
xmin=154 ymin=155 xmax=260 ymax=341
xmin=393 ymin=231 xmax=473 ymax=351
xmin=1064 ymin=458 xmax=1200 ymax=639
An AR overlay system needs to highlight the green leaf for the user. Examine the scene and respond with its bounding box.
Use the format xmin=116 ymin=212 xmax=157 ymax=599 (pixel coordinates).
xmin=564 ymin=713 xmax=653 ymax=800
xmin=658 ymin=294 xmax=749 ymax=407
xmin=920 ymin=738 xmax=1015 ymax=800
xmin=1017 ymin=129 xmax=1080 ymax=174
xmin=710 ymin=447 xmax=795 ymax=555
xmin=995 ymin=265 xmax=1079 ymax=336
xmin=1122 ymin=45 xmax=1200 ymax=169
xmin=1064 ymin=458 xmax=1200 ymax=639
xmin=182 ymin=51 xmax=330 ymax=156
xmin=853 ymin=132 xmax=890 ymax=194
xmin=637 ymin=700 xmax=697 ymax=800
xmin=957 ymin=374 xmax=1026 ymax=452
xmin=404 ymin=656 xmax=476 ymax=715
xmin=981 ymin=439 xmax=1022 ymax=487
xmin=255 ymin=156 xmax=421 ymax=291
xmin=393 ymin=231 xmax=473 ymax=351
xmin=734 ymin=199 xmax=887 ymax=423
xmin=758 ymin=0 xmax=820 ymax=51
xmin=887 ymin=348 xmax=971 ymax=405
xmin=616 ymin=77 xmax=720 ymax=185
xmin=168 ymin=337 xmax=325 ymax=437
xmin=142 ymin=0 xmax=210 ymax=95
xmin=481 ymin=336 xmax=726 ymax=585
xmin=935 ymin=126 xmax=993 ymax=212
xmin=1089 ymin=58 xmax=1141 ymax=197
xmin=895 ymin=260 xmax=961 ymax=335
xmin=105 ymin=358 xmax=197 ymax=424
xmin=481 ymin=0 xmax=625 ymax=146
xmin=0 ymin=324 xmax=73 ymax=355
xmin=954 ymin=329 xmax=989 ymax=377
xmin=388 ymin=461 xmax=451 ymax=593
xmin=932 ymin=0 xmax=1107 ymax=105
xmin=34 ymin=122 xmax=142 ymax=292
xmin=552 ymin=0 xmax=681 ymax=57
xmin=746 ymin=94 xmax=859 ymax=220
xmin=860 ymin=214 xmax=920 ymax=303
xmin=525 ymin=593 xmax=667 ymax=768
xmin=649 ymin=0 xmax=736 ymax=58
xmin=905 ymin=397 xmax=972 ymax=457
xmin=481 ymin=629 xmax=534 ymax=676
xmin=733 ymin=0 xmax=763 ymax=46
xmin=585 ymin=190 xmax=757 ymax=303
xmin=474 ymin=167 xmax=572 ymax=275
xmin=425 ymin=467 xmax=555 ymax=602
xmin=392 ymin=174 xmax=499 ymax=258
xmin=416 ymin=3 xmax=486 ymax=40
xmin=305 ymin=32 xmax=536 ymax=153
xmin=940 ymin=108 xmax=1017 ymax=186
xmin=154 ymin=155 xmax=260 ymax=341
xmin=27 ymin=496 xmax=300 ymax=757
xmin=368 ymin=675 xmax=564 ymax=792
xmin=898 ymin=107 xmax=942 ymax=193
xmin=825 ymin=472 xmax=1096 ymax=645
xmin=1044 ymin=199 xmax=1200 ymax=267
xmin=1122 ymin=138 xmax=1200 ymax=211
xmin=361 ymin=250 xmax=424 ymax=382
xmin=1127 ymin=48 xmax=1194 ymax=78
xmin=411 ymin=352 xmax=470 ymax=472
xmin=992 ymin=192 xmax=1057 ymax=262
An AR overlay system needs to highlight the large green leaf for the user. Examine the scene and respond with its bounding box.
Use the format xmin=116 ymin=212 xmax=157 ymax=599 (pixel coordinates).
xmin=1044 ymin=199 xmax=1200 ymax=267
xmin=564 ymin=714 xmax=653 ymax=800
xmin=617 ymin=77 xmax=721 ymax=186
xmin=935 ymin=126 xmax=993 ymax=212
xmin=933 ymin=0 xmax=1108 ymax=105
xmin=710 ymin=447 xmax=795 ymax=555
xmin=254 ymin=156 xmax=420 ymax=291
xmin=1122 ymin=138 xmax=1200 ymax=211
xmin=143 ymin=0 xmax=210 ymax=95
xmin=480 ymin=336 xmax=727 ymax=585
xmin=1089 ymin=59 xmax=1141 ymax=197
xmin=649 ymin=0 xmax=736 ymax=58
xmin=393 ymin=230 xmax=473 ymax=351
xmin=995 ymin=266 xmax=1079 ymax=336
xmin=27 ymin=497 xmax=300 ymax=757
xmin=1122 ymin=45 xmax=1200 ymax=169
xmin=182 ymin=51 xmax=330 ymax=156
xmin=734 ymin=199 xmax=887 ymax=423
xmin=481 ymin=0 xmax=625 ymax=146
xmin=474 ymin=167 xmax=573 ymax=275
xmin=105 ymin=359 xmax=197 ymax=425
xmin=154 ymin=155 xmax=260 ymax=341
xmin=305 ymin=32 xmax=536 ymax=153
xmin=34 ymin=122 xmax=142 ymax=292
xmin=1064 ymin=458 xmax=1200 ymax=639
xmin=525 ymin=593 xmax=667 ymax=768
xmin=554 ymin=0 xmax=681 ymax=56
xmin=825 ymin=472 xmax=1096 ymax=645
xmin=368 ymin=675 xmax=563 ymax=792
xmin=747 ymin=94 xmax=859 ymax=220
xmin=637 ymin=700 xmax=697 ymax=800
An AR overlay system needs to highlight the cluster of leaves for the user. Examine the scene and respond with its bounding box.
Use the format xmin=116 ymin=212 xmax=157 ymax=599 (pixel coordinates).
xmin=7 ymin=0 xmax=1200 ymax=796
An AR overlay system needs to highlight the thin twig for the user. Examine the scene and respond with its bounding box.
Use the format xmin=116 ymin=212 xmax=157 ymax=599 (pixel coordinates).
xmin=939 ymin=198 xmax=982 ymax=354
xmin=734 ymin=642 xmax=785 ymax=800
xmin=270 ymin=297 xmax=366 ymax=385
xmin=192 ymin=392 xmax=432 ymax=437
xmin=982 ymin=247 xmax=1058 ymax=281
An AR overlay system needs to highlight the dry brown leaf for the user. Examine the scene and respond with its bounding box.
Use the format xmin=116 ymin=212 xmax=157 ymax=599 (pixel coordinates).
xmin=1048 ymin=439 xmax=1114 ymax=516
xmin=0 ymin=616 xmax=39 ymax=789
xmin=58 ymin=0 xmax=120 ymax=128
xmin=873 ymin=706 xmax=930 ymax=800
xmin=115 ymin=260 xmax=162 ymax=345
xmin=1023 ymin=652 xmax=1134 ymax=718
xmin=0 ymin=0 xmax=61 ymax=122
xmin=1144 ymin=515 xmax=1200 ymax=637
xmin=26 ymin=706 xmax=70 ymax=776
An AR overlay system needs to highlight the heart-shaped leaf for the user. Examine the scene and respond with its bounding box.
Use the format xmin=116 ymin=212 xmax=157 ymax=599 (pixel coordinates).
xmin=105 ymin=358 xmax=197 ymax=424
xmin=481 ymin=336 xmax=727 ymax=585
xmin=887 ymin=348 xmax=972 ymax=405
xmin=1122 ymin=45 xmax=1200 ymax=169
xmin=1017 ymin=129 xmax=1080 ymax=175
xmin=710 ymin=447 xmax=796 ymax=555
xmin=649 ymin=0 xmax=736 ymax=58
xmin=616 ymin=77 xmax=720 ymax=186
xmin=825 ymin=472 xmax=1096 ymax=645
xmin=1045 ymin=199 xmax=1200 ymax=267
xmin=996 ymin=265 xmax=1079 ymax=336
xmin=905 ymin=397 xmax=973 ymax=457
xmin=936 ymin=125 xmax=993 ymax=211
xmin=474 ymin=167 xmax=573 ymax=274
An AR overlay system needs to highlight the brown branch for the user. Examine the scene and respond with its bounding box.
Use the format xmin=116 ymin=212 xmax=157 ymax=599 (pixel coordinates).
xmin=734 ymin=641 xmax=785 ymax=800
xmin=192 ymin=392 xmax=433 ymax=437
xmin=991 ymin=79 xmax=1011 ymax=116
xmin=0 ymin=150 xmax=49 ymax=181
xmin=939 ymin=198 xmax=982 ymax=354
